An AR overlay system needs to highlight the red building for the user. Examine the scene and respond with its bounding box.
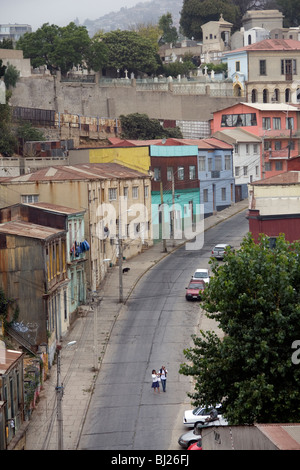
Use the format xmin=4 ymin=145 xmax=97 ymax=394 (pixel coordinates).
xmin=211 ymin=102 xmax=300 ymax=179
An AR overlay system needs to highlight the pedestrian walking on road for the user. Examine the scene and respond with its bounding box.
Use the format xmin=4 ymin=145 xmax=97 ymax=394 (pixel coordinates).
xmin=159 ymin=366 xmax=167 ymax=392
xmin=151 ymin=370 xmax=160 ymax=393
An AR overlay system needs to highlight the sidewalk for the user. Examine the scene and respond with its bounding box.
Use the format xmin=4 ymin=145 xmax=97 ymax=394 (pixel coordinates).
xmin=22 ymin=200 xmax=248 ymax=450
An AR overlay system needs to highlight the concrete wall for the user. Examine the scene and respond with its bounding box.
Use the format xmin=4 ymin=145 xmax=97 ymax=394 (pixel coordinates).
xmin=202 ymin=425 xmax=278 ymax=450
xmin=9 ymin=75 xmax=241 ymax=122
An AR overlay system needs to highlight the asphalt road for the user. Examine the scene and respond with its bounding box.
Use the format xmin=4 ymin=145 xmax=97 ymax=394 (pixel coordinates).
xmin=78 ymin=210 xmax=249 ymax=450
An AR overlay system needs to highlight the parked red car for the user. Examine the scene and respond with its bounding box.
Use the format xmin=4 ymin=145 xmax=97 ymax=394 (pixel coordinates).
xmin=185 ymin=280 xmax=206 ymax=301
xmin=188 ymin=440 xmax=202 ymax=450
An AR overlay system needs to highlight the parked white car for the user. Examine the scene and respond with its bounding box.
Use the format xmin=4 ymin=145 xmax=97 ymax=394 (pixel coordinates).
xmin=183 ymin=404 xmax=223 ymax=427
xmin=192 ymin=268 xmax=210 ymax=284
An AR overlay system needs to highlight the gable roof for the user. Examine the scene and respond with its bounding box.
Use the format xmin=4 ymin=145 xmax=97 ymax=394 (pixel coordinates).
xmin=224 ymin=38 xmax=300 ymax=55
xmin=0 ymin=163 xmax=148 ymax=184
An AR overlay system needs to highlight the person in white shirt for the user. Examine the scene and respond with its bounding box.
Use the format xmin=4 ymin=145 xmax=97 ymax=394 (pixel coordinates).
xmin=159 ymin=366 xmax=167 ymax=392
xmin=151 ymin=370 xmax=160 ymax=393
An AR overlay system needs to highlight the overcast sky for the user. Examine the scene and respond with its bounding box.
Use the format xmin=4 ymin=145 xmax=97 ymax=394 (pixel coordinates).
xmin=1 ymin=0 xmax=140 ymax=31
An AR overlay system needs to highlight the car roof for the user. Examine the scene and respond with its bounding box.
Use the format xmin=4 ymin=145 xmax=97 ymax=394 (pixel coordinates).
xmin=194 ymin=268 xmax=208 ymax=272
xmin=214 ymin=244 xmax=230 ymax=248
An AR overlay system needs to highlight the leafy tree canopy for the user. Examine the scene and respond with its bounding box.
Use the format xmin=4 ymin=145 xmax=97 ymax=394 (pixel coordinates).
xmin=180 ymin=0 xmax=240 ymax=40
xmin=275 ymin=0 xmax=300 ymax=27
xmin=101 ymin=30 xmax=160 ymax=76
xmin=180 ymin=234 xmax=300 ymax=425
xmin=16 ymin=22 xmax=107 ymax=75
xmin=158 ymin=13 xmax=179 ymax=44
xmin=120 ymin=113 xmax=183 ymax=139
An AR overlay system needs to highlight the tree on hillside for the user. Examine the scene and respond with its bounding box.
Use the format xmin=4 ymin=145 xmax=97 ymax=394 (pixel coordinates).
xmin=101 ymin=30 xmax=160 ymax=77
xmin=120 ymin=113 xmax=183 ymax=139
xmin=275 ymin=0 xmax=300 ymax=27
xmin=180 ymin=234 xmax=300 ymax=424
xmin=132 ymin=24 xmax=162 ymax=53
xmin=16 ymin=22 xmax=107 ymax=75
xmin=158 ymin=13 xmax=178 ymax=45
xmin=180 ymin=0 xmax=242 ymax=39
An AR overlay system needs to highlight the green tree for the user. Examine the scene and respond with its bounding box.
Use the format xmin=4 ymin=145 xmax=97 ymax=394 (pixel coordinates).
xmin=120 ymin=113 xmax=183 ymax=139
xmin=0 ymin=38 xmax=14 ymax=49
xmin=180 ymin=0 xmax=240 ymax=40
xmin=158 ymin=13 xmax=178 ymax=45
xmin=275 ymin=0 xmax=300 ymax=27
xmin=16 ymin=122 xmax=44 ymax=142
xmin=3 ymin=63 xmax=20 ymax=89
xmin=101 ymin=30 xmax=160 ymax=76
xmin=180 ymin=234 xmax=300 ymax=424
xmin=16 ymin=23 xmax=61 ymax=73
xmin=16 ymin=22 xmax=104 ymax=75
xmin=85 ymin=38 xmax=108 ymax=72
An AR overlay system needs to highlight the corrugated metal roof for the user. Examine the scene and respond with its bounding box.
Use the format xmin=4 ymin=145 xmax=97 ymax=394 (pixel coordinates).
xmin=256 ymin=423 xmax=300 ymax=450
xmin=0 ymin=220 xmax=65 ymax=239
xmin=23 ymin=202 xmax=85 ymax=215
xmin=224 ymin=39 xmax=300 ymax=54
xmin=213 ymin=129 xmax=261 ymax=143
xmin=252 ymin=171 xmax=300 ymax=185
xmin=0 ymin=349 xmax=23 ymax=375
xmin=2 ymin=163 xmax=148 ymax=184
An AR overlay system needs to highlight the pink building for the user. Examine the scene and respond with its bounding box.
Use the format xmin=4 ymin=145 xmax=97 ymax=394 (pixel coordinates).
xmin=211 ymin=102 xmax=300 ymax=179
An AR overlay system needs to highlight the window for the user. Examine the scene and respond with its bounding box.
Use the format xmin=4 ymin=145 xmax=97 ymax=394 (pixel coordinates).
xmin=235 ymin=61 xmax=240 ymax=72
xmin=265 ymin=162 xmax=272 ymax=171
xmin=225 ymin=155 xmax=231 ymax=170
xmin=253 ymin=144 xmax=258 ymax=154
xmin=167 ymin=167 xmax=173 ymax=181
xmin=123 ymin=187 xmax=128 ymax=198
xmin=198 ymin=156 xmax=206 ymax=171
xmin=208 ymin=158 xmax=213 ymax=171
xmin=246 ymin=144 xmax=249 ymax=154
xmin=273 ymin=117 xmax=281 ymax=130
xmin=215 ymin=156 xmax=222 ymax=171
xmin=221 ymin=113 xmax=257 ymax=127
xmin=108 ymin=188 xmax=117 ymax=200
xmin=263 ymin=89 xmax=268 ymax=103
xmin=251 ymin=89 xmax=257 ymax=103
xmin=262 ymin=117 xmax=271 ymax=130
xmin=178 ymin=166 xmax=184 ymax=180
xmin=235 ymin=166 xmax=240 ymax=177
xmin=243 ymin=166 xmax=248 ymax=176
xmin=286 ymin=117 xmax=294 ymax=130
xmin=275 ymin=141 xmax=281 ymax=150
xmin=275 ymin=161 xmax=283 ymax=171
xmin=144 ymin=186 xmax=149 ymax=198
xmin=259 ymin=60 xmax=266 ymax=75
xmin=203 ymin=189 xmax=208 ymax=202
xmin=154 ymin=167 xmax=161 ymax=181
xmin=234 ymin=144 xmax=239 ymax=154
xmin=21 ymin=194 xmax=39 ymax=203
xmin=255 ymin=165 xmax=259 ymax=176
xmin=189 ymin=165 xmax=196 ymax=180
xmin=132 ymin=186 xmax=139 ymax=199
xmin=221 ymin=188 xmax=226 ymax=201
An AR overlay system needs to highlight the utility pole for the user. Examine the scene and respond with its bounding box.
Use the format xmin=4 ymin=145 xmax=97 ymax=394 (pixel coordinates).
xmin=171 ymin=173 xmax=175 ymax=245
xmin=118 ymin=233 xmax=123 ymax=303
xmin=56 ymin=344 xmax=63 ymax=451
xmin=160 ymin=182 xmax=167 ymax=252
xmin=55 ymin=341 xmax=76 ymax=450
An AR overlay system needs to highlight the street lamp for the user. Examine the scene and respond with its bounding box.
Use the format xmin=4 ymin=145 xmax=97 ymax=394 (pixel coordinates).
xmin=56 ymin=340 xmax=77 ymax=450
xmin=118 ymin=209 xmax=131 ymax=303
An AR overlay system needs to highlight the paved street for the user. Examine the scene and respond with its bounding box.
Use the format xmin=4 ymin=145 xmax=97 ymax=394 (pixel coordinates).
xmin=20 ymin=200 xmax=248 ymax=450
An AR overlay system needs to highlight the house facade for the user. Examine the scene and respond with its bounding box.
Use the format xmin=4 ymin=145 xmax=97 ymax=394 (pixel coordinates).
xmin=0 ymin=206 xmax=69 ymax=365
xmin=0 ymin=163 xmax=152 ymax=292
xmin=221 ymin=39 xmax=300 ymax=104
xmin=149 ymin=144 xmax=200 ymax=239
xmin=211 ymin=102 xmax=300 ymax=179
xmin=213 ymin=128 xmax=262 ymax=200
xmin=0 ymin=347 xmax=25 ymax=450
xmin=248 ymin=171 xmax=300 ymax=243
